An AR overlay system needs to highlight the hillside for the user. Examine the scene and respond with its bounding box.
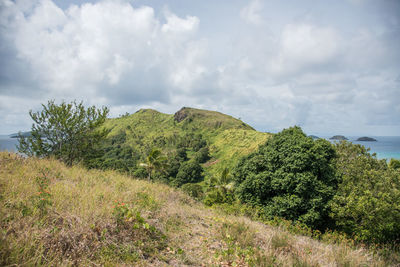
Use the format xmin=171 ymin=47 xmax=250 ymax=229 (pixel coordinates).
xmin=0 ymin=152 xmax=385 ymax=266
xmin=102 ymin=107 xmax=270 ymax=177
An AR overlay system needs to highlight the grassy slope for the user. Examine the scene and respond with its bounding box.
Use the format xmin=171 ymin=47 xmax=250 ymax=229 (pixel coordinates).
xmin=103 ymin=107 xmax=270 ymax=177
xmin=0 ymin=152 xmax=385 ymax=266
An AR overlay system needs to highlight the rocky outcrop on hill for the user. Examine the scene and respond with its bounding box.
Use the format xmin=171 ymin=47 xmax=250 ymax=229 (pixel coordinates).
xmin=174 ymin=107 xmax=189 ymax=122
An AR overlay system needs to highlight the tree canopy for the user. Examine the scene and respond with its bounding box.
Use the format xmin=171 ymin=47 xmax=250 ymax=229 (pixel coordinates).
xmin=233 ymin=126 xmax=338 ymax=229
xmin=18 ymin=100 xmax=109 ymax=166
xmin=330 ymin=141 xmax=400 ymax=243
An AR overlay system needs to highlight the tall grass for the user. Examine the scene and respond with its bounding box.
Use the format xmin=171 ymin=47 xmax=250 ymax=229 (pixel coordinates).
xmin=0 ymin=152 xmax=389 ymax=266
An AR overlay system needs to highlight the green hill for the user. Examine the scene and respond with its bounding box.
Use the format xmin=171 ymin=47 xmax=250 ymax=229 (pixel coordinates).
xmin=0 ymin=152 xmax=384 ymax=266
xmin=101 ymin=107 xmax=270 ymax=178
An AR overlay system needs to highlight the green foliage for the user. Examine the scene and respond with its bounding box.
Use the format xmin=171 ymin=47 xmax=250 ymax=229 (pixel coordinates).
xmin=18 ymin=100 xmax=109 ymax=166
xmin=32 ymin=168 xmax=52 ymax=216
xmin=102 ymin=107 xmax=269 ymax=180
xmin=330 ymin=141 xmax=400 ymax=243
xmin=142 ymin=148 xmax=168 ymax=181
xmin=181 ymin=183 xmax=204 ymax=199
xmin=173 ymin=160 xmax=204 ymax=187
xmin=204 ymin=168 xmax=235 ymax=206
xmin=233 ymin=126 xmax=338 ymax=229
xmin=389 ymin=158 xmax=400 ymax=170
xmin=193 ymin=146 xmax=210 ymax=163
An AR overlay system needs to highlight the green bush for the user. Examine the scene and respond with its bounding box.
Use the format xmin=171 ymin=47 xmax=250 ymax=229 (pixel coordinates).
xmin=18 ymin=100 xmax=109 ymax=166
xmin=181 ymin=183 xmax=204 ymax=199
xmin=233 ymin=126 xmax=338 ymax=229
xmin=194 ymin=146 xmax=210 ymax=163
xmin=330 ymin=142 xmax=400 ymax=243
xmin=173 ymin=160 xmax=204 ymax=187
xmin=389 ymin=158 xmax=400 ymax=170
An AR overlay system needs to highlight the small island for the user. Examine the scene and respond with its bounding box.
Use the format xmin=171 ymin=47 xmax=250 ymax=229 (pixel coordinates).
xmin=9 ymin=131 xmax=32 ymax=138
xmin=309 ymin=135 xmax=320 ymax=140
xmin=356 ymin=136 xmax=377 ymax=142
xmin=329 ymin=135 xmax=348 ymax=141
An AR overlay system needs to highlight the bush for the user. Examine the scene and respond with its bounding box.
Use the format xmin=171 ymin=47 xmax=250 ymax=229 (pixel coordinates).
xmin=194 ymin=146 xmax=210 ymax=163
xmin=181 ymin=183 xmax=204 ymax=199
xmin=389 ymin=158 xmax=400 ymax=170
xmin=18 ymin=100 xmax=109 ymax=166
xmin=233 ymin=126 xmax=338 ymax=229
xmin=330 ymin=142 xmax=400 ymax=243
xmin=173 ymin=160 xmax=204 ymax=187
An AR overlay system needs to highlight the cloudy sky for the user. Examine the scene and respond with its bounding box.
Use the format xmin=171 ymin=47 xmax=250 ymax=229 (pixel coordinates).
xmin=0 ymin=0 xmax=399 ymax=136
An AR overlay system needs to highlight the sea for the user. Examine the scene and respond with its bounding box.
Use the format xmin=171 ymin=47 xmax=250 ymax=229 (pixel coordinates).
xmin=0 ymin=135 xmax=19 ymax=152
xmin=322 ymin=136 xmax=400 ymax=161
xmin=0 ymin=134 xmax=399 ymax=160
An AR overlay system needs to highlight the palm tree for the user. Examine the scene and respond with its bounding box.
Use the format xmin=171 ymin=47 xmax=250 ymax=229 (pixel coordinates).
xmin=140 ymin=148 xmax=167 ymax=181
xmin=207 ymin=167 xmax=234 ymax=197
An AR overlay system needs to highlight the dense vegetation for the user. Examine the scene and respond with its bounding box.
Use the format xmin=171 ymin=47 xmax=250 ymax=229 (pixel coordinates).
xmin=14 ymin=101 xmax=400 ymax=262
xmin=233 ymin=127 xmax=338 ymax=229
xmin=331 ymin=142 xmax=400 ymax=243
xmin=18 ymin=100 xmax=109 ymax=166
xmin=0 ymin=152 xmax=388 ymax=266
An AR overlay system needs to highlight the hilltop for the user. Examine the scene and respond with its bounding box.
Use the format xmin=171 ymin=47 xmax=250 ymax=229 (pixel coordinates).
xmin=102 ymin=107 xmax=270 ymax=177
xmin=0 ymin=152 xmax=384 ymax=266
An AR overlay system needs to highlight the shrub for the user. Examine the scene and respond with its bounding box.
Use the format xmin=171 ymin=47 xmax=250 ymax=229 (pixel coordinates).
xmin=18 ymin=100 xmax=109 ymax=166
xmin=389 ymin=158 xmax=400 ymax=170
xmin=233 ymin=126 xmax=338 ymax=229
xmin=181 ymin=183 xmax=204 ymax=199
xmin=330 ymin=141 xmax=400 ymax=243
xmin=173 ymin=160 xmax=204 ymax=187
xmin=194 ymin=146 xmax=210 ymax=163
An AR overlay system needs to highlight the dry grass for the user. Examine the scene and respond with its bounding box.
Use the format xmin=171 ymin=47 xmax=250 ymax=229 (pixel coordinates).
xmin=0 ymin=152 xmax=389 ymax=266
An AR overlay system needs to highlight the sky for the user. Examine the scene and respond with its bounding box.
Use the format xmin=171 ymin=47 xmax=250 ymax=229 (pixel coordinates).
xmin=0 ymin=0 xmax=399 ymax=136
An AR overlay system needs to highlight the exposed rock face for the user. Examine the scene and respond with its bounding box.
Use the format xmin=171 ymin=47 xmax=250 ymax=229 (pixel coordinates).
xmin=174 ymin=107 xmax=189 ymax=122
xmin=329 ymin=135 xmax=348 ymax=141
xmin=357 ymin=136 xmax=377 ymax=141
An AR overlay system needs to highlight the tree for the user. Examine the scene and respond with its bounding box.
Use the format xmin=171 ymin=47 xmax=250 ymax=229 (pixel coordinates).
xmin=233 ymin=126 xmax=338 ymax=229
xmin=389 ymin=158 xmax=400 ymax=170
xmin=173 ymin=160 xmax=204 ymax=187
xmin=330 ymin=141 xmax=400 ymax=243
xmin=17 ymin=100 xmax=109 ymax=166
xmin=204 ymin=167 xmax=235 ymax=206
xmin=140 ymin=148 xmax=167 ymax=181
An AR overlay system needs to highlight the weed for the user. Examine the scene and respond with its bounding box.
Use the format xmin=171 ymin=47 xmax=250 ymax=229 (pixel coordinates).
xmin=270 ymin=232 xmax=292 ymax=252
xmin=32 ymin=168 xmax=53 ymax=216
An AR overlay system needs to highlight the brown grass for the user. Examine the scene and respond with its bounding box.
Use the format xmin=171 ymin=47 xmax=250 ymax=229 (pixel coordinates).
xmin=0 ymin=152 xmax=389 ymax=266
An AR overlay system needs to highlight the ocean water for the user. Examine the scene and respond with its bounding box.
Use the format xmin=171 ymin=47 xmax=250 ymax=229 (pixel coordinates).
xmin=0 ymin=135 xmax=19 ymax=152
xmin=322 ymin=136 xmax=400 ymax=160
xmin=1 ymin=135 xmax=400 ymax=160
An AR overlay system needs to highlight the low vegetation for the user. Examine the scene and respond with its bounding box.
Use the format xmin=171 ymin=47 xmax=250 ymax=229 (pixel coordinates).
xmin=0 ymin=152 xmax=390 ymax=266
xmin=9 ymin=100 xmax=400 ymax=265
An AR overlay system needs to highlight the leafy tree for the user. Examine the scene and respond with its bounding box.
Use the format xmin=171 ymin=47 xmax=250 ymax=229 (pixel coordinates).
xmin=140 ymin=148 xmax=168 ymax=180
xmin=173 ymin=160 xmax=204 ymax=187
xmin=389 ymin=158 xmax=400 ymax=170
xmin=17 ymin=100 xmax=109 ymax=166
xmin=233 ymin=126 xmax=338 ymax=229
xmin=330 ymin=141 xmax=400 ymax=243
xmin=194 ymin=146 xmax=210 ymax=163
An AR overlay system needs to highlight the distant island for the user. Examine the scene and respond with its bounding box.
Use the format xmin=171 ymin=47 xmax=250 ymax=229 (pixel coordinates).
xmin=9 ymin=131 xmax=31 ymax=138
xmin=329 ymin=135 xmax=348 ymax=141
xmin=309 ymin=135 xmax=320 ymax=140
xmin=357 ymin=136 xmax=377 ymax=142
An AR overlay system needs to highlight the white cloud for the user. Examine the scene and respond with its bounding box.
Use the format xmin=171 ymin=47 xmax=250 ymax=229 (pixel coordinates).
xmin=240 ymin=0 xmax=264 ymax=25
xmin=270 ymin=24 xmax=340 ymax=76
xmin=0 ymin=0 xmax=399 ymax=135
xmin=2 ymin=0 xmax=203 ymax=104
